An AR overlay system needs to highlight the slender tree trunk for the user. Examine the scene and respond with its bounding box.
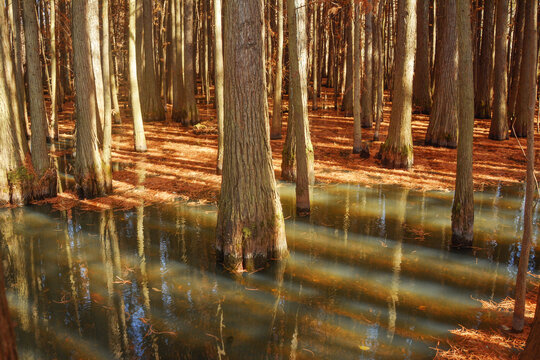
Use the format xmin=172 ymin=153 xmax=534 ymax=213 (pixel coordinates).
xmin=413 ymin=0 xmax=432 ymax=114
xmin=140 ymin=0 xmax=165 ymax=122
xmin=341 ymin=7 xmax=353 ymax=116
xmin=489 ymin=0 xmax=510 ymax=140
xmin=512 ymin=0 xmax=537 ymax=333
xmin=49 ymin=0 xmax=58 ymax=140
xmin=88 ymin=0 xmax=104 ymax=137
xmin=452 ymin=0 xmax=476 ymax=247
xmin=270 ymin=0 xmax=284 ymax=140
xmin=361 ymin=9 xmax=374 ymax=128
xmin=180 ymin=0 xmax=199 ymax=126
xmin=426 ymin=0 xmax=458 ymax=148
xmin=352 ymin=1 xmax=363 ymax=153
xmin=281 ymin=104 xmax=296 ymax=181
xmin=128 ymin=0 xmax=148 ymax=152
xmin=378 ymin=0 xmax=416 ymax=169
xmin=73 ymin=0 xmax=108 ymax=198
xmin=217 ymin=0 xmax=287 ymax=272
xmin=102 ymin=0 xmax=113 ymax=192
xmin=214 ymin=0 xmax=225 ymax=174
xmin=475 ymin=0 xmax=496 ymax=119
xmin=508 ymin=0 xmax=525 ymax=124
xmin=312 ymin=2 xmax=318 ymax=111
xmin=373 ymin=0 xmax=385 ymax=141
xmin=288 ymin=0 xmax=314 ymax=215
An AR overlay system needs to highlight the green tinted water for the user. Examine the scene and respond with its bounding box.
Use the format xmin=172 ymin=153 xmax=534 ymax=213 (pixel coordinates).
xmin=1 ymin=183 xmax=538 ymax=359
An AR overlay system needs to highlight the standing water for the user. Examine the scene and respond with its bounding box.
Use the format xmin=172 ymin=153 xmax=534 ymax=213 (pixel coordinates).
xmin=1 ymin=183 xmax=538 ymax=359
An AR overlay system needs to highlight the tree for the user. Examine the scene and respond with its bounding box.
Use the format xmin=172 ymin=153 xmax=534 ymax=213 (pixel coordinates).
xmin=217 ymin=0 xmax=287 ymax=272
xmin=180 ymin=0 xmax=199 ymax=126
xmin=22 ymin=0 xmax=56 ymax=199
xmin=489 ymin=0 xmax=510 ymax=140
xmin=352 ymin=1 xmax=363 ymax=153
xmin=425 ymin=0 xmax=458 ymax=148
xmin=520 ymin=289 xmax=540 ymax=359
xmin=288 ymin=0 xmax=314 ymax=215
xmin=474 ymin=0 xmax=495 ymax=119
xmin=128 ymin=0 xmax=147 ymax=152
xmin=140 ymin=0 xmax=165 ymax=122
xmin=512 ymin=0 xmax=537 ymax=333
xmin=378 ymin=0 xmax=416 ymax=169
xmin=72 ymin=0 xmax=108 ymax=198
xmin=361 ymin=6 xmax=374 ymax=128
xmin=412 ymin=0 xmax=432 ymax=114
xmin=341 ymin=8 xmax=353 ymax=116
xmin=451 ymin=0 xmax=475 ymax=247
xmin=270 ymin=0 xmax=284 ymax=140
xmin=214 ymin=0 xmax=225 ymax=173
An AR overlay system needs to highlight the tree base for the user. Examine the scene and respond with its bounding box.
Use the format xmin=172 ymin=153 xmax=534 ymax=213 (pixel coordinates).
xmin=425 ymin=137 xmax=457 ymax=149
xmin=378 ymin=143 xmax=413 ymax=170
xmin=353 ymin=142 xmax=370 ymax=158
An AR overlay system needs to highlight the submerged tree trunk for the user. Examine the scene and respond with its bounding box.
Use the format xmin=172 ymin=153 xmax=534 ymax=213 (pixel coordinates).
xmin=288 ymin=0 xmax=314 ymax=215
xmin=489 ymin=0 xmax=510 ymax=140
xmin=475 ymin=0 xmax=496 ymax=119
xmin=214 ymin=0 xmax=225 ymax=174
xmin=72 ymin=0 xmax=108 ymax=198
xmin=378 ymin=0 xmax=416 ymax=169
xmin=217 ymin=0 xmax=287 ymax=272
xmin=451 ymin=0 xmax=476 ymax=247
xmin=413 ymin=0 xmax=432 ymax=114
xmin=271 ymin=0 xmax=284 ymax=140
xmin=512 ymin=0 xmax=537 ymax=333
xmin=426 ymin=0 xmax=458 ymax=148
xmin=128 ymin=0 xmax=147 ymax=152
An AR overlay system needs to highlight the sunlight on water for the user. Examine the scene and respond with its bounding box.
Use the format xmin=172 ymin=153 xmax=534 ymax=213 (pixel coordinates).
xmin=0 ymin=183 xmax=538 ymax=359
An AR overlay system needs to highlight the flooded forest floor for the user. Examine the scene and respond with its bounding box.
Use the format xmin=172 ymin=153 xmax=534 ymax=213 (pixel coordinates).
xmin=36 ymin=85 xmax=539 ymax=359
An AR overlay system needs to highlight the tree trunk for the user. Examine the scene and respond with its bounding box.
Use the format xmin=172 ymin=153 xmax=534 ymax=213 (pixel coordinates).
xmin=520 ymin=288 xmax=540 ymax=359
xmin=128 ymin=0 xmax=148 ymax=152
xmin=288 ymin=0 xmax=314 ymax=215
xmin=49 ymin=0 xmax=58 ymax=140
xmin=102 ymin=0 xmax=113 ymax=192
xmin=341 ymin=7 xmax=353 ymax=116
xmin=352 ymin=1 xmax=363 ymax=153
xmin=214 ymin=0 xmax=225 ymax=174
xmin=180 ymin=0 xmax=199 ymax=126
xmin=140 ymin=0 xmax=165 ymax=122
xmin=373 ymin=0 xmax=385 ymax=141
xmin=475 ymin=0 xmax=496 ymax=119
xmin=312 ymin=2 xmax=319 ymax=111
xmin=217 ymin=0 xmax=287 ymax=272
xmin=426 ymin=0 xmax=458 ymax=148
xmin=512 ymin=0 xmax=537 ymax=333
xmin=88 ymin=0 xmax=104 ymax=136
xmin=451 ymin=0 xmax=476 ymax=247
xmin=489 ymin=0 xmax=510 ymax=140
xmin=72 ymin=0 xmax=108 ymax=198
xmin=508 ymin=0 xmax=525 ymax=124
xmin=378 ymin=0 xmax=416 ymax=169
xmin=270 ymin=0 xmax=284 ymax=140
xmin=281 ymin=104 xmax=296 ymax=181
xmin=22 ymin=0 xmax=56 ymax=199
xmin=413 ymin=0 xmax=432 ymax=114
xmin=361 ymin=9 xmax=374 ymax=128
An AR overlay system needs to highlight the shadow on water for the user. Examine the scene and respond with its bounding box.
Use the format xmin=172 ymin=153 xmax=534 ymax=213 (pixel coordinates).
xmin=0 ymin=183 xmax=538 ymax=359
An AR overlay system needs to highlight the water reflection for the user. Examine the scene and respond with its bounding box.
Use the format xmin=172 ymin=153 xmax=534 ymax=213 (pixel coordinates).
xmin=1 ymin=184 xmax=539 ymax=359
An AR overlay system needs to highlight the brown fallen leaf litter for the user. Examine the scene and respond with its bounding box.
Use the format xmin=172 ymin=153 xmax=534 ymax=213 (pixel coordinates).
xmin=35 ymin=85 xmax=540 ymax=211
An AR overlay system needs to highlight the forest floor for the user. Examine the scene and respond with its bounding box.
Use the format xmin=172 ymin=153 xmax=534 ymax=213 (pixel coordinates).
xmin=43 ymin=85 xmax=540 ymax=211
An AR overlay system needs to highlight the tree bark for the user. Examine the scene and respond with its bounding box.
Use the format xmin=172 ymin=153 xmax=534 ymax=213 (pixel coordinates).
xmin=341 ymin=7 xmax=353 ymax=116
xmin=475 ymin=0 xmax=496 ymax=119
xmin=426 ymin=0 xmax=458 ymax=148
xmin=352 ymin=1 xmax=363 ymax=153
xmin=413 ymin=0 xmax=432 ymax=114
xmin=128 ymin=0 xmax=148 ymax=152
xmin=72 ymin=0 xmax=108 ymax=198
xmin=378 ymin=0 xmax=416 ymax=169
xmin=361 ymin=8 xmax=374 ymax=128
xmin=214 ymin=0 xmax=225 ymax=174
xmin=489 ymin=0 xmax=510 ymax=140
xmin=512 ymin=0 xmax=537 ymax=332
xmin=180 ymin=0 xmax=199 ymax=126
xmin=101 ymin=0 xmax=113 ymax=192
xmin=49 ymin=0 xmax=58 ymax=140
xmin=217 ymin=0 xmax=287 ymax=272
xmin=451 ymin=0 xmax=476 ymax=247
xmin=508 ymin=0 xmax=525 ymax=124
xmin=270 ymin=0 xmax=284 ymax=140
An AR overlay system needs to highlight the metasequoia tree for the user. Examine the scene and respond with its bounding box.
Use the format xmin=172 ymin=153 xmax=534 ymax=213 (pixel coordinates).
xmin=217 ymin=0 xmax=287 ymax=271
xmin=341 ymin=6 xmax=353 ymax=116
xmin=352 ymin=0 xmax=362 ymax=153
xmin=180 ymin=0 xmax=199 ymax=126
xmin=451 ymin=0 xmax=475 ymax=247
xmin=49 ymin=0 xmax=58 ymax=140
xmin=72 ymin=0 xmax=108 ymax=198
xmin=288 ymin=0 xmax=314 ymax=215
xmin=512 ymin=0 xmax=537 ymax=333
xmin=378 ymin=0 xmax=416 ymax=169
xmin=214 ymin=0 xmax=225 ymax=173
xmin=101 ymin=0 xmax=112 ymax=191
xmin=22 ymin=0 xmax=56 ymax=199
xmin=425 ymin=0 xmax=458 ymax=148
xmin=474 ymin=0 xmax=495 ymax=119
xmin=489 ymin=0 xmax=510 ymax=140
xmin=361 ymin=5 xmax=374 ymax=128
xmin=270 ymin=0 xmax=284 ymax=140
xmin=412 ymin=0 xmax=431 ymax=114
xmin=128 ymin=0 xmax=147 ymax=152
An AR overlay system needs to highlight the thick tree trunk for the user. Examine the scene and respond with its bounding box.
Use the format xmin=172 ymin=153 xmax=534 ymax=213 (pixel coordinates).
xmin=489 ymin=0 xmax=510 ymax=140
xmin=512 ymin=0 xmax=537 ymax=333
xmin=180 ymin=0 xmax=199 ymax=126
xmin=451 ymin=0 xmax=476 ymax=247
xmin=128 ymin=0 xmax=147 ymax=152
xmin=72 ymin=0 xmax=108 ymax=198
xmin=361 ymin=9 xmax=374 ymax=128
xmin=378 ymin=0 xmax=416 ymax=169
xmin=288 ymin=0 xmax=314 ymax=215
xmin=22 ymin=0 xmax=56 ymax=199
xmin=217 ymin=0 xmax=287 ymax=272
xmin=214 ymin=0 xmax=225 ymax=174
xmin=426 ymin=0 xmax=458 ymax=148
xmin=413 ymin=0 xmax=432 ymax=114
xmin=270 ymin=0 xmax=284 ymax=140
xmin=475 ymin=0 xmax=496 ymax=119
xmin=140 ymin=0 xmax=165 ymax=122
